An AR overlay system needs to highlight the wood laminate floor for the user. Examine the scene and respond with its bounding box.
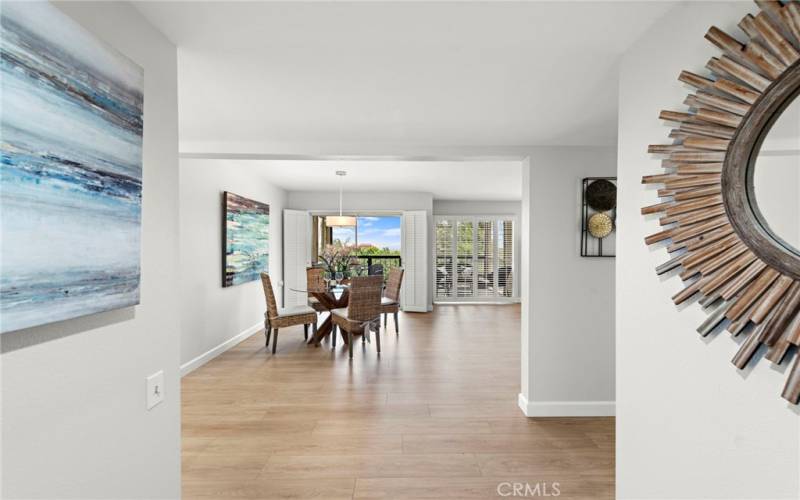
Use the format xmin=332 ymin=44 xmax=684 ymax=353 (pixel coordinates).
xmin=182 ymin=304 xmax=614 ymax=499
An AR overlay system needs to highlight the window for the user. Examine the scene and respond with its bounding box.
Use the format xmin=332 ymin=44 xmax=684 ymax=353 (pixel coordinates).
xmin=356 ymin=216 xmax=401 ymax=252
xmin=331 ymin=225 xmax=356 ymax=246
xmin=434 ymin=216 xmax=515 ymax=301
xmin=312 ymin=214 xmax=401 ymax=277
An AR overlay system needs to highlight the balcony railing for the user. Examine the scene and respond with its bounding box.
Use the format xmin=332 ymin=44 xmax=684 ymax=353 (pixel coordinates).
xmin=353 ymin=254 xmax=402 ymax=277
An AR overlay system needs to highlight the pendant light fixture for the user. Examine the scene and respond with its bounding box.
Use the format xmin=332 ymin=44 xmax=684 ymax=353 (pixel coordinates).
xmin=326 ymin=170 xmax=357 ymax=227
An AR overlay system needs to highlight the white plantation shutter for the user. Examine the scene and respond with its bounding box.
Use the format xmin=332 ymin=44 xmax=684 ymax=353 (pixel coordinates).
xmin=433 ymin=215 xmax=515 ymax=302
xmin=434 ymin=219 xmax=455 ymax=299
xmin=456 ymin=220 xmax=474 ymax=298
xmin=476 ymin=220 xmax=495 ymax=298
xmin=401 ymin=210 xmax=429 ymax=312
xmin=498 ymin=219 xmax=514 ymax=298
xmin=282 ymin=209 xmax=311 ymax=307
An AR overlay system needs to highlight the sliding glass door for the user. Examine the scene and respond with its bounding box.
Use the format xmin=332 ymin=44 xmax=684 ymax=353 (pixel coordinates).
xmin=434 ymin=216 xmax=515 ymax=301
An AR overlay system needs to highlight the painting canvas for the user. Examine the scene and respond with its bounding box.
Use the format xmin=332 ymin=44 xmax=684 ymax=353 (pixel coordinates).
xmin=223 ymin=192 xmax=270 ymax=287
xmin=0 ymin=3 xmax=144 ymax=333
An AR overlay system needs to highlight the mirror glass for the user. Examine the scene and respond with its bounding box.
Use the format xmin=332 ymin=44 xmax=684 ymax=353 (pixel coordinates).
xmin=751 ymin=95 xmax=800 ymax=254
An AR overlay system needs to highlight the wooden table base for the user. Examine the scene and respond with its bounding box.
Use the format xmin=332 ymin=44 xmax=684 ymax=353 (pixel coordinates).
xmin=307 ymin=288 xmax=350 ymax=346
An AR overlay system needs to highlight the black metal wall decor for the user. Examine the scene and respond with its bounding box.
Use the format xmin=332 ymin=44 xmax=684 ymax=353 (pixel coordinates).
xmin=581 ymin=177 xmax=617 ymax=257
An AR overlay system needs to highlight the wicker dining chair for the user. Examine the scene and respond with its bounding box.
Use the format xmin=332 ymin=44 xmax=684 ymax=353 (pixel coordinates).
xmin=306 ymin=267 xmax=327 ymax=313
xmin=260 ymin=272 xmax=317 ymax=354
xmin=381 ymin=267 xmax=404 ymax=334
xmin=330 ymin=275 xmax=383 ymax=358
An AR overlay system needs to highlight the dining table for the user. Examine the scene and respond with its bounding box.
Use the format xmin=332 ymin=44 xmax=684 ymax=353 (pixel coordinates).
xmin=292 ymin=283 xmax=350 ymax=346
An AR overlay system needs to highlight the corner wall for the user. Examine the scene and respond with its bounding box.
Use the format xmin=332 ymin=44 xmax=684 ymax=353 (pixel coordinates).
xmin=1 ymin=3 xmax=181 ymax=498
xmin=179 ymin=159 xmax=287 ymax=371
xmin=617 ymin=2 xmax=800 ymax=498
xmin=520 ymin=147 xmax=616 ymax=416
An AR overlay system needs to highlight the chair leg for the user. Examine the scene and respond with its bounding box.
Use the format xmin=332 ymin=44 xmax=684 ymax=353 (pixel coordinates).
xmin=348 ymin=330 xmax=354 ymax=359
xmin=332 ymin=325 xmax=337 ymax=348
xmin=394 ymin=311 xmax=399 ymax=334
xmin=272 ymin=328 xmax=279 ymax=354
xmin=265 ymin=328 xmax=271 ymax=347
xmin=312 ymin=322 xmax=318 ymax=335
xmin=375 ymin=322 xmax=381 ymax=353
xmin=362 ymin=327 xmax=366 ymax=344
xmin=384 ymin=312 xmax=387 ymax=327
xmin=304 ymin=323 xmax=309 ymax=341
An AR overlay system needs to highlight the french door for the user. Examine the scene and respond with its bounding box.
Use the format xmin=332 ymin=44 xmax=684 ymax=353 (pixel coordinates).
xmin=434 ymin=216 xmax=515 ymax=301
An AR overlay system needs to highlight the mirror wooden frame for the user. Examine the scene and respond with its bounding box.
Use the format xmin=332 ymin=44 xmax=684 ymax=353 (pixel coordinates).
xmin=642 ymin=1 xmax=800 ymax=405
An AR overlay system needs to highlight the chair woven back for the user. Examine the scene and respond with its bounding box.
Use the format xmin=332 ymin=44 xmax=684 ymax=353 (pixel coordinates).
xmin=347 ymin=275 xmax=384 ymax=322
xmin=260 ymin=272 xmax=279 ymax=320
xmin=306 ymin=267 xmax=325 ymax=293
xmin=385 ymin=267 xmax=404 ymax=302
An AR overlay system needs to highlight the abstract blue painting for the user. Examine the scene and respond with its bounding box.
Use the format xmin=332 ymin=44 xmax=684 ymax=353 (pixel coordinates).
xmin=223 ymin=192 xmax=270 ymax=287
xmin=0 ymin=3 xmax=144 ymax=333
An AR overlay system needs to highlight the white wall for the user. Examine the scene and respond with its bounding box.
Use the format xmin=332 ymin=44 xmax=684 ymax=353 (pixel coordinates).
xmin=617 ymin=2 xmax=800 ymax=499
xmin=1 ymin=3 xmax=180 ymax=498
xmin=287 ymin=190 xmax=433 ymax=213
xmin=433 ymin=199 xmax=522 ymax=299
xmin=179 ymin=159 xmax=287 ymax=371
xmin=432 ymin=199 xmax=520 ymax=216
xmin=521 ymin=147 xmax=616 ymax=415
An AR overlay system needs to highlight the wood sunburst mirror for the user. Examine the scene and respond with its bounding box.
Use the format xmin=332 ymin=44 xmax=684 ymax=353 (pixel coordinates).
xmin=642 ymin=1 xmax=800 ymax=404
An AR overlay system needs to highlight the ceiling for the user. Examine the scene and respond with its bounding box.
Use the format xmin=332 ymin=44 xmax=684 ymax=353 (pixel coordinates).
xmin=216 ymin=159 xmax=522 ymax=200
xmin=135 ymin=1 xmax=675 ymax=149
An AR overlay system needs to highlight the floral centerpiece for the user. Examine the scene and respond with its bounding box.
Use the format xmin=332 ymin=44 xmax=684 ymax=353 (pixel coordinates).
xmin=318 ymin=243 xmax=362 ymax=281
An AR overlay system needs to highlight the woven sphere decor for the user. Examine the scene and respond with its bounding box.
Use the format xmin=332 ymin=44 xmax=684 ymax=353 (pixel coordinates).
xmin=586 ymin=178 xmax=617 ymax=211
xmin=588 ymin=213 xmax=614 ymax=239
xmin=642 ymin=0 xmax=800 ymax=405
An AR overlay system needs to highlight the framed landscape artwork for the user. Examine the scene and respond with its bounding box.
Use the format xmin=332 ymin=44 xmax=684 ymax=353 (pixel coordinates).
xmin=0 ymin=3 xmax=145 ymax=334
xmin=223 ymin=192 xmax=270 ymax=287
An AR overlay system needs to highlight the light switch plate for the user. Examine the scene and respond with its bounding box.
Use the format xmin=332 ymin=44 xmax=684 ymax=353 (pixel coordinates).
xmin=146 ymin=370 xmax=164 ymax=410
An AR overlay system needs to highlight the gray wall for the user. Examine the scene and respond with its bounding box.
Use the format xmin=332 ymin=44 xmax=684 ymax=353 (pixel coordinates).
xmin=0 ymin=3 xmax=181 ymax=498
xmin=179 ymin=159 xmax=287 ymax=369
xmin=523 ymin=147 xmax=616 ymax=411
xmin=617 ymin=2 xmax=800 ymax=498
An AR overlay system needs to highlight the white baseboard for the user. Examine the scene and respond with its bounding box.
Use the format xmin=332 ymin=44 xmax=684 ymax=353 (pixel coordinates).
xmin=434 ymin=300 xmax=521 ymax=305
xmin=402 ymin=306 xmax=429 ymax=313
xmin=518 ymin=393 xmax=615 ymax=417
xmin=180 ymin=322 xmax=263 ymax=377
